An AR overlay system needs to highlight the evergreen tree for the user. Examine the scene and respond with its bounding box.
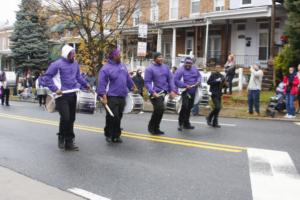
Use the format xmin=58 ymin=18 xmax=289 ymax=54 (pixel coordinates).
xmin=275 ymin=0 xmax=300 ymax=74
xmin=10 ymin=0 xmax=49 ymax=72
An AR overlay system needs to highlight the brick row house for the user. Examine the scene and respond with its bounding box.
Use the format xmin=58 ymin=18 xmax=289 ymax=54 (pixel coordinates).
xmin=121 ymin=0 xmax=287 ymax=69
xmin=0 ymin=25 xmax=14 ymax=71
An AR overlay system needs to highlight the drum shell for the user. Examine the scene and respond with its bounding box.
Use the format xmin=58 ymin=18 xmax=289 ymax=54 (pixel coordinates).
xmin=37 ymin=88 xmax=47 ymax=95
xmin=124 ymin=93 xmax=144 ymax=114
xmin=164 ymin=94 xmax=182 ymax=114
xmin=4 ymin=72 xmax=16 ymax=87
xmin=76 ymin=90 xmax=96 ymax=113
xmin=45 ymin=94 xmax=56 ymax=113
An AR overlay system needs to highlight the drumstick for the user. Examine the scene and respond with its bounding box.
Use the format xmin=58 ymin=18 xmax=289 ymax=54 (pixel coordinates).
xmin=150 ymin=91 xmax=165 ymax=99
xmin=104 ymin=104 xmax=115 ymax=117
xmin=100 ymin=97 xmax=115 ymax=117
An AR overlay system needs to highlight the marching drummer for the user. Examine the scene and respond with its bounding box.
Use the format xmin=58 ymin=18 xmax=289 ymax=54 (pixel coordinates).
xmin=174 ymin=57 xmax=201 ymax=131
xmin=97 ymin=46 xmax=136 ymax=143
xmin=43 ymin=44 xmax=90 ymax=151
xmin=144 ymin=52 xmax=177 ymax=135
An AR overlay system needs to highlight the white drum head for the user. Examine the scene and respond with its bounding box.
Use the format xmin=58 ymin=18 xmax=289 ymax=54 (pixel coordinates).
xmin=45 ymin=94 xmax=56 ymax=113
xmin=123 ymin=93 xmax=134 ymax=113
xmin=194 ymin=87 xmax=202 ymax=105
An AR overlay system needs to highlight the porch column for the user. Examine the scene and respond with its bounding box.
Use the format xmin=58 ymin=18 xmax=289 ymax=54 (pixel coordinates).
xmin=203 ymin=19 xmax=210 ymax=67
xmin=172 ymin=28 xmax=177 ymax=67
xmin=156 ymin=29 xmax=162 ymax=53
xmin=194 ymin=27 xmax=198 ymax=58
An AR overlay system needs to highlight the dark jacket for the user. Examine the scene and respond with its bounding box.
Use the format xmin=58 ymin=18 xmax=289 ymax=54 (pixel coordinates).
xmin=224 ymin=62 xmax=236 ymax=76
xmin=207 ymin=72 xmax=225 ymax=96
xmin=132 ymin=74 xmax=144 ymax=93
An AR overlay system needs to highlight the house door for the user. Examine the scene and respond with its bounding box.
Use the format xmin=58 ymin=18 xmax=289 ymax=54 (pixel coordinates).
xmin=208 ymin=35 xmax=222 ymax=64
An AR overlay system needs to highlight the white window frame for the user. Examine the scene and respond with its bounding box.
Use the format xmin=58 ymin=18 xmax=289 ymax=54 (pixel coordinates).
xmin=150 ymin=0 xmax=159 ymax=22
xmin=241 ymin=0 xmax=252 ymax=7
xmin=117 ymin=6 xmax=125 ymax=23
xmin=214 ymin=0 xmax=224 ymax=11
xmin=132 ymin=7 xmax=140 ymax=27
xmin=258 ymin=27 xmax=269 ymax=61
xmin=190 ymin=0 xmax=200 ymax=15
xmin=169 ymin=0 xmax=179 ymax=20
xmin=185 ymin=31 xmax=194 ymax=55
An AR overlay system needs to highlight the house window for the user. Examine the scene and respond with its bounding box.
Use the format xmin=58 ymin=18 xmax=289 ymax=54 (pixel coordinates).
xmin=103 ymin=13 xmax=112 ymax=24
xmin=259 ymin=23 xmax=268 ymax=29
xmin=150 ymin=0 xmax=159 ymax=22
xmin=186 ymin=32 xmax=194 ymax=55
xmin=170 ymin=0 xmax=179 ymax=20
xmin=132 ymin=8 xmax=140 ymax=26
xmin=237 ymin=24 xmax=246 ymax=31
xmin=118 ymin=6 xmax=126 ymax=23
xmin=259 ymin=32 xmax=268 ymax=60
xmin=214 ymin=0 xmax=224 ymax=11
xmin=242 ymin=0 xmax=251 ymax=5
xmin=191 ymin=0 xmax=200 ymax=15
xmin=164 ymin=43 xmax=171 ymax=58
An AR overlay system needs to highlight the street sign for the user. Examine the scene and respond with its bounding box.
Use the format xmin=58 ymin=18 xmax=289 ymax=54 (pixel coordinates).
xmin=138 ymin=24 xmax=148 ymax=38
xmin=137 ymin=42 xmax=147 ymax=57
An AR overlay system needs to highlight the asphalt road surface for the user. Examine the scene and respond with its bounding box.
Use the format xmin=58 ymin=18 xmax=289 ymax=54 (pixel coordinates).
xmin=0 ymin=101 xmax=299 ymax=200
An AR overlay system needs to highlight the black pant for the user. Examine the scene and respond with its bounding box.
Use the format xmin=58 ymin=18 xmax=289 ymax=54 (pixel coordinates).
xmin=1 ymin=87 xmax=10 ymax=105
xmin=179 ymin=92 xmax=195 ymax=126
xmin=55 ymin=95 xmax=77 ymax=142
xmin=224 ymin=74 xmax=234 ymax=94
xmin=208 ymin=95 xmax=222 ymax=126
xmin=149 ymin=96 xmax=165 ymax=131
xmin=104 ymin=96 xmax=126 ymax=139
xmin=38 ymin=95 xmax=47 ymax=106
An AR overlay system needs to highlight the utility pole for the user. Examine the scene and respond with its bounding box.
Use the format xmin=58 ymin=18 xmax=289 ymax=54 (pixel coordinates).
xmin=270 ymin=0 xmax=276 ymax=87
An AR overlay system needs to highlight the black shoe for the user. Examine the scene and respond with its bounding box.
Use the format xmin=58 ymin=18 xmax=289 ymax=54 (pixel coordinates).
xmin=112 ymin=137 xmax=123 ymax=143
xmin=155 ymin=129 xmax=165 ymax=135
xmin=213 ymin=124 xmax=221 ymax=128
xmin=206 ymin=117 xmax=212 ymax=126
xmin=178 ymin=125 xmax=183 ymax=131
xmin=6 ymin=104 xmax=9 ymax=106
xmin=148 ymin=127 xmax=155 ymax=134
xmin=105 ymin=137 xmax=112 ymax=143
xmin=58 ymin=136 xmax=65 ymax=149
xmin=184 ymin=125 xmax=195 ymax=130
xmin=65 ymin=142 xmax=79 ymax=151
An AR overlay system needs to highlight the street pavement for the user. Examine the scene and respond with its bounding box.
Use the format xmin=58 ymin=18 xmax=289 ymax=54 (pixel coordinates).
xmin=0 ymin=101 xmax=299 ymax=200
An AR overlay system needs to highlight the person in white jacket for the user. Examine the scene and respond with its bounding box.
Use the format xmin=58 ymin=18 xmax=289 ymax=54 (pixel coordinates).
xmin=247 ymin=62 xmax=264 ymax=115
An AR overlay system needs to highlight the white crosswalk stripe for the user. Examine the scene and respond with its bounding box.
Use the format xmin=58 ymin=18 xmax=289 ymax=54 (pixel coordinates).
xmin=248 ymin=148 xmax=300 ymax=200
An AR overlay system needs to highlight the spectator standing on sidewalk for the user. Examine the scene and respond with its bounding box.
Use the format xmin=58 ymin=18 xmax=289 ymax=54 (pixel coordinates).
xmin=296 ymin=64 xmax=300 ymax=113
xmin=224 ymin=54 xmax=236 ymax=95
xmin=247 ymin=62 xmax=264 ymax=115
xmin=0 ymin=71 xmax=10 ymax=106
xmin=132 ymin=69 xmax=144 ymax=97
xmin=284 ymin=67 xmax=299 ymax=119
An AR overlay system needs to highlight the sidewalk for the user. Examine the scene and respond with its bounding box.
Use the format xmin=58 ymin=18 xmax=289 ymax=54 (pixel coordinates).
xmin=0 ymin=166 xmax=85 ymax=200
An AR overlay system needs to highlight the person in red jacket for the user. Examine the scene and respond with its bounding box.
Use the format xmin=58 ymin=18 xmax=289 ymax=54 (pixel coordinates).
xmin=283 ymin=67 xmax=299 ymax=118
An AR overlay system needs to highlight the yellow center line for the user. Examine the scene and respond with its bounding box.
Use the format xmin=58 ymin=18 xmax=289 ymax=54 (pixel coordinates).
xmin=0 ymin=112 xmax=246 ymax=153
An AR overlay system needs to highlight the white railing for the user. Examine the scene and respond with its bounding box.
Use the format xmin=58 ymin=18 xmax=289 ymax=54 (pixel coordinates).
xmin=200 ymin=68 xmax=244 ymax=92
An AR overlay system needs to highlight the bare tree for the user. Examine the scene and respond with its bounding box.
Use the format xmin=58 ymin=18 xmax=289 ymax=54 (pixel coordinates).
xmin=45 ymin=0 xmax=148 ymax=72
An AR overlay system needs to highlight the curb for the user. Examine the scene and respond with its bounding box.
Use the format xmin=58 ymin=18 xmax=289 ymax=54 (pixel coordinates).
xmin=10 ymin=98 xmax=300 ymax=122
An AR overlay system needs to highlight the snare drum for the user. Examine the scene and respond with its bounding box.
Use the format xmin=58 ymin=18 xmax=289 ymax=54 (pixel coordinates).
xmin=123 ymin=93 xmax=144 ymax=114
xmin=37 ymin=88 xmax=47 ymax=95
xmin=76 ymin=90 xmax=97 ymax=114
xmin=164 ymin=94 xmax=182 ymax=114
xmin=45 ymin=94 xmax=56 ymax=113
xmin=194 ymin=87 xmax=202 ymax=105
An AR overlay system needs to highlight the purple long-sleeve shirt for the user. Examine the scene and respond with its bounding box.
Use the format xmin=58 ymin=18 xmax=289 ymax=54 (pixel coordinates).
xmin=144 ymin=63 xmax=176 ymax=94
xmin=174 ymin=65 xmax=201 ymax=94
xmin=43 ymin=58 xmax=88 ymax=92
xmin=97 ymin=60 xmax=134 ymax=97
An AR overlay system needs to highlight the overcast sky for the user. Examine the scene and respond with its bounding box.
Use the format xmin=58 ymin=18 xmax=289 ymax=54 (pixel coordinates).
xmin=0 ymin=0 xmax=21 ymax=25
